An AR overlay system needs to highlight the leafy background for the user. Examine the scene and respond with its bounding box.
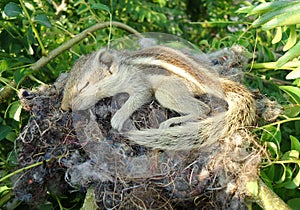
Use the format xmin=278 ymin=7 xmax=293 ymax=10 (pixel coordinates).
xmin=0 ymin=0 xmax=300 ymax=209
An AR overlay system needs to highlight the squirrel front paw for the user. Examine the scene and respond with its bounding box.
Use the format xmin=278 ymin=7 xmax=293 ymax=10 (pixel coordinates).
xmin=111 ymin=111 xmax=129 ymax=131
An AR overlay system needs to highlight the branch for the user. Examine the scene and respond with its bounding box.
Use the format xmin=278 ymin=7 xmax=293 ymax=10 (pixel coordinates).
xmin=31 ymin=21 xmax=142 ymax=71
xmin=248 ymin=178 xmax=291 ymax=210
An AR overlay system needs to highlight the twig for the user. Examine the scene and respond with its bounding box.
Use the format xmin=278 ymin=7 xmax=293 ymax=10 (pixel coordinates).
xmin=30 ymin=21 xmax=142 ymax=71
xmin=247 ymin=178 xmax=291 ymax=210
xmin=0 ymin=156 xmax=62 ymax=183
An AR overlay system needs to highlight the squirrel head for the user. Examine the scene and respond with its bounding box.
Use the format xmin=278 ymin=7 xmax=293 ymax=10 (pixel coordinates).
xmin=61 ymin=48 xmax=117 ymax=111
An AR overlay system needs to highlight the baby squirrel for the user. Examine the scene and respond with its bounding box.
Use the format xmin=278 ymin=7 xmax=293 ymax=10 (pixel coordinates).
xmin=61 ymin=45 xmax=256 ymax=150
xmin=61 ymin=46 xmax=225 ymax=130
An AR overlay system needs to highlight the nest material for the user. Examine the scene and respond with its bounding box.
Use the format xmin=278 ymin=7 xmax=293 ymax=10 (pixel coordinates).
xmin=14 ymin=46 xmax=263 ymax=209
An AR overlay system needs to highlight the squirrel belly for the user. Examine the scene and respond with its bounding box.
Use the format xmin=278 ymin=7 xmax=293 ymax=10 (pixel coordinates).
xmin=124 ymin=79 xmax=256 ymax=151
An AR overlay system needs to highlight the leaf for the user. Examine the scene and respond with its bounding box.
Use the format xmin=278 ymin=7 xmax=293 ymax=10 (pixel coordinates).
xmin=4 ymin=2 xmax=22 ymax=17
xmin=279 ymin=86 xmax=300 ymax=104
xmin=290 ymin=136 xmax=300 ymax=152
xmin=272 ymin=27 xmax=282 ymax=44
xmin=276 ymin=41 xmax=300 ymax=68
xmin=267 ymin=141 xmax=280 ymax=158
xmin=36 ymin=202 xmax=54 ymax=210
xmin=34 ymin=14 xmax=52 ymax=28
xmin=7 ymin=150 xmax=18 ymax=167
xmin=283 ymin=25 xmax=297 ymax=51
xmin=262 ymin=11 xmax=300 ymax=30
xmin=246 ymin=181 xmax=258 ymax=196
xmin=13 ymin=68 xmax=32 ymax=86
xmin=286 ymin=67 xmax=300 ymax=80
xmin=247 ymin=1 xmax=295 ymax=15
xmin=275 ymin=164 xmax=288 ymax=184
xmin=0 ymin=186 xmax=10 ymax=195
xmin=0 ymin=125 xmax=12 ymax=141
xmin=283 ymin=104 xmax=300 ymax=117
xmin=282 ymin=150 xmax=299 ymax=160
xmin=5 ymin=132 xmax=17 ymax=142
xmin=252 ymin=2 xmax=300 ymax=28
xmin=265 ymin=165 xmax=275 ymax=181
xmin=91 ymin=3 xmax=110 ymax=13
xmin=236 ymin=5 xmax=255 ymax=14
xmin=261 ymin=125 xmax=282 ymax=144
xmin=284 ymin=164 xmax=300 ymax=189
xmin=287 ymin=198 xmax=300 ymax=210
xmin=0 ymin=60 xmax=8 ymax=73
xmin=8 ymin=101 xmax=22 ymax=122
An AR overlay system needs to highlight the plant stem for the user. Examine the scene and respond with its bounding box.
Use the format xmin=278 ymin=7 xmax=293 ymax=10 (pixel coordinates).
xmin=19 ymin=0 xmax=46 ymax=56
xmin=250 ymin=61 xmax=300 ymax=70
xmin=30 ymin=21 xmax=142 ymax=71
xmin=0 ymin=156 xmax=62 ymax=183
xmin=261 ymin=117 xmax=300 ymax=128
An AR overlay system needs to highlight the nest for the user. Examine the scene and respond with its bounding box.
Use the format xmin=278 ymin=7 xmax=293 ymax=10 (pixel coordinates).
xmin=13 ymin=46 xmax=263 ymax=209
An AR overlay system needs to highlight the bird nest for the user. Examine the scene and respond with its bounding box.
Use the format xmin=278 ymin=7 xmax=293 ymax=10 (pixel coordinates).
xmin=14 ymin=46 xmax=263 ymax=209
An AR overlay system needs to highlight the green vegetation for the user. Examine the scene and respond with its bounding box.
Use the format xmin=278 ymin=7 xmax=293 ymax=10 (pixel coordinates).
xmin=0 ymin=0 xmax=300 ymax=209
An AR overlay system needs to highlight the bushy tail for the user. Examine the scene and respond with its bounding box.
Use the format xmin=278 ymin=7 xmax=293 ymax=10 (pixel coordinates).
xmin=125 ymin=113 xmax=227 ymax=150
xmin=125 ymin=79 xmax=256 ymax=151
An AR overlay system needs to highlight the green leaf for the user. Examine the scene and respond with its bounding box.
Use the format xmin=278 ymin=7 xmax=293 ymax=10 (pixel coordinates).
xmin=286 ymin=67 xmax=300 ymax=80
xmin=153 ymin=0 xmax=167 ymax=7
xmin=0 ymin=125 xmax=12 ymax=141
xmin=91 ymin=3 xmax=110 ymax=13
xmin=246 ymin=181 xmax=258 ymax=196
xmin=0 ymin=186 xmax=10 ymax=195
xmin=236 ymin=5 xmax=255 ymax=14
xmin=36 ymin=202 xmax=54 ymax=210
xmin=272 ymin=27 xmax=282 ymax=44
xmin=261 ymin=125 xmax=282 ymax=144
xmin=252 ymin=2 xmax=300 ymax=28
xmin=8 ymin=101 xmax=22 ymax=122
xmin=282 ymin=150 xmax=299 ymax=160
xmin=276 ymin=41 xmax=300 ymax=68
xmin=13 ymin=68 xmax=32 ymax=86
xmin=5 ymin=132 xmax=17 ymax=142
xmin=275 ymin=164 xmax=287 ymax=184
xmin=262 ymin=11 xmax=300 ymax=30
xmin=0 ymin=60 xmax=8 ymax=73
xmin=279 ymin=86 xmax=300 ymax=104
xmin=247 ymin=1 xmax=295 ymax=15
xmin=284 ymin=164 xmax=300 ymax=189
xmin=283 ymin=25 xmax=297 ymax=51
xmin=77 ymin=4 xmax=89 ymax=15
xmin=287 ymin=198 xmax=300 ymax=210
xmin=264 ymin=164 xmax=275 ymax=181
xmin=34 ymin=14 xmax=52 ymax=28
xmin=283 ymin=104 xmax=300 ymax=117
xmin=7 ymin=151 xmax=18 ymax=167
xmin=267 ymin=142 xmax=280 ymax=158
xmin=290 ymin=136 xmax=300 ymax=152
xmin=4 ymin=2 xmax=22 ymax=17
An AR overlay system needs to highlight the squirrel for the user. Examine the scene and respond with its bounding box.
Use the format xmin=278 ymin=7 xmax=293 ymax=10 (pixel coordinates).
xmin=61 ymin=45 xmax=225 ymax=130
xmin=61 ymin=45 xmax=256 ymax=150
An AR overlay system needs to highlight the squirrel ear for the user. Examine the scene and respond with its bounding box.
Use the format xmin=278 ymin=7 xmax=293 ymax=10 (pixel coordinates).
xmin=96 ymin=49 xmax=116 ymax=69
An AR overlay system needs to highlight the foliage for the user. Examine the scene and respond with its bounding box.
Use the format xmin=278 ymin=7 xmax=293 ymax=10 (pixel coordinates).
xmin=0 ymin=0 xmax=300 ymax=209
xmin=236 ymin=1 xmax=300 ymax=209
